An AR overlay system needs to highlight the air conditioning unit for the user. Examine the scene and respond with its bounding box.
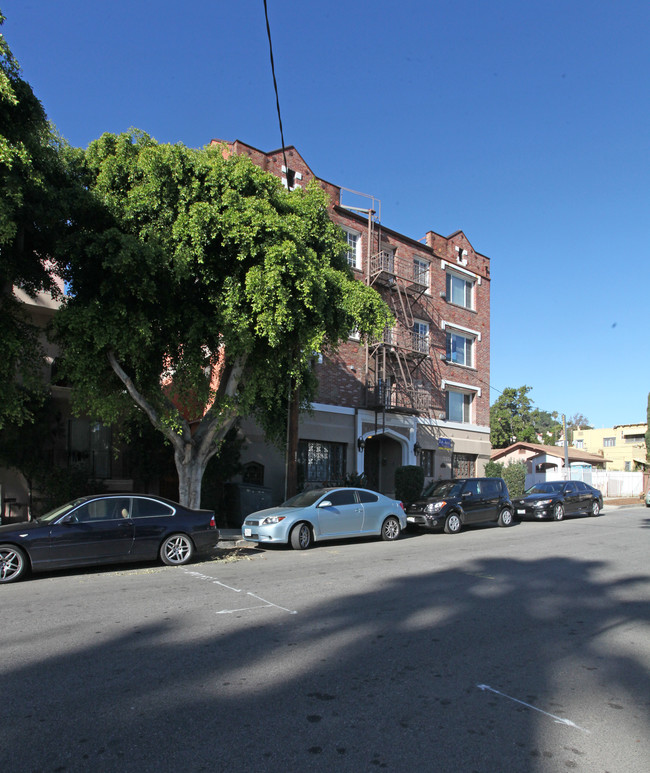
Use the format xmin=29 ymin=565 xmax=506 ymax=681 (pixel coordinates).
xmin=439 ymin=291 xmax=446 ymax=298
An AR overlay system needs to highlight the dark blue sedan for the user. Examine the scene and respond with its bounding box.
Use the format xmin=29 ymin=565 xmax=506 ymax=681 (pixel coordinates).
xmin=0 ymin=494 xmax=220 ymax=584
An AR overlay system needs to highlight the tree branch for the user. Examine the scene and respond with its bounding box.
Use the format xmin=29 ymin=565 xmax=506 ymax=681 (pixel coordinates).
xmin=106 ymin=349 xmax=190 ymax=453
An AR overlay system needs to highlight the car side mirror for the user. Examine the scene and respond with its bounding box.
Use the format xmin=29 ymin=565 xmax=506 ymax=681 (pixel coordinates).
xmin=317 ymin=500 xmax=332 ymax=508
xmin=60 ymin=513 xmax=78 ymax=524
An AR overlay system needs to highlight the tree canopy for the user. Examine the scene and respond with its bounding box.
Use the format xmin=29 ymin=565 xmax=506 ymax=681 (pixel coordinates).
xmin=0 ymin=12 xmax=65 ymax=427
xmin=54 ymin=131 xmax=392 ymax=506
xmin=490 ymin=386 xmax=591 ymax=448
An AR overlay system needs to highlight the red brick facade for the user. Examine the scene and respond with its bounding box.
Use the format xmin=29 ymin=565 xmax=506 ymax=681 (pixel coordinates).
xmin=213 ymin=138 xmax=492 ymax=492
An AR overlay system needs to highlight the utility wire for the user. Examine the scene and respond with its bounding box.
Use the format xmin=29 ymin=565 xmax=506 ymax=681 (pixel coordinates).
xmin=263 ymin=0 xmax=291 ymax=187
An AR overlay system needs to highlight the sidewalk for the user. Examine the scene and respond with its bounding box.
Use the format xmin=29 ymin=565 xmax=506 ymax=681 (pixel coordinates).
xmin=217 ymin=528 xmax=249 ymax=548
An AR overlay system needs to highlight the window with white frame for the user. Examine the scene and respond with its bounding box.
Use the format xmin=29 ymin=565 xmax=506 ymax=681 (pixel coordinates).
xmin=446 ymin=331 xmax=474 ymax=367
xmin=446 ymin=389 xmax=472 ymax=423
xmin=446 ymin=271 xmax=474 ymax=309
xmin=574 ymin=439 xmax=584 ymax=449
xmin=603 ymin=437 xmax=616 ymax=447
xmin=342 ymin=228 xmax=361 ymax=269
xmin=412 ymin=320 xmax=429 ymax=354
xmin=413 ymin=258 xmax=430 ymax=289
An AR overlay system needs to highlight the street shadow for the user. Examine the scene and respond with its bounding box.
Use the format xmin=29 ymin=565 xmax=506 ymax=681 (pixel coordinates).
xmin=2 ymin=545 xmax=649 ymax=772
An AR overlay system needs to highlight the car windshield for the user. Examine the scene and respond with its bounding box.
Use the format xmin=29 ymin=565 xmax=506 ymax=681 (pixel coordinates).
xmin=281 ymin=489 xmax=329 ymax=508
xmin=525 ymin=482 xmax=564 ymax=495
xmin=35 ymin=499 xmax=86 ymax=523
xmin=422 ymin=480 xmax=464 ymax=498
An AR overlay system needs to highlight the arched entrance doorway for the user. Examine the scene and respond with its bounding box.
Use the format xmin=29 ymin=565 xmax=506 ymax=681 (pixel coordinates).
xmin=363 ymin=434 xmax=404 ymax=496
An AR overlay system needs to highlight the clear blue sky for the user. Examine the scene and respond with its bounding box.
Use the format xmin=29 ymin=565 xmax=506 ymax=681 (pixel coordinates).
xmin=4 ymin=1 xmax=649 ymax=428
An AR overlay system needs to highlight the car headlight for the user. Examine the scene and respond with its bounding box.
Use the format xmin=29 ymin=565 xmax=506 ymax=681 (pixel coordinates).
xmin=425 ymin=501 xmax=446 ymax=514
xmin=533 ymin=499 xmax=553 ymax=507
xmin=261 ymin=515 xmax=286 ymax=525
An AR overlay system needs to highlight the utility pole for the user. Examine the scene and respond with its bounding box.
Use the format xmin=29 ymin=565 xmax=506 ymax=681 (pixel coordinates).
xmin=562 ymin=414 xmax=570 ymax=479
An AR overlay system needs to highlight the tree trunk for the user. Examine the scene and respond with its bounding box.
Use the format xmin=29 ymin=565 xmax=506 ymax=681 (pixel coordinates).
xmin=175 ymin=444 xmax=208 ymax=511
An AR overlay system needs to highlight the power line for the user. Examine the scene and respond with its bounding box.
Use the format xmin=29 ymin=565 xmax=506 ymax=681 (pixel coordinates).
xmin=262 ymin=0 xmax=291 ymax=187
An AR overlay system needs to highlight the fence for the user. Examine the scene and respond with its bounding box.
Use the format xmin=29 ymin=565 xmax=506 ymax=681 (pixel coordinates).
xmin=525 ymin=469 xmax=644 ymax=498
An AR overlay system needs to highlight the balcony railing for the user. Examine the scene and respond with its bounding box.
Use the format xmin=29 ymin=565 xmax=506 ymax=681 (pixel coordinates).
xmin=376 ymin=327 xmax=429 ymax=356
xmin=366 ymin=384 xmax=431 ymax=413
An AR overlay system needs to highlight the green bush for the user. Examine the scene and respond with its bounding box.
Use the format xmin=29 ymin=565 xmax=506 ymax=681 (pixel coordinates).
xmin=502 ymin=462 xmax=527 ymax=497
xmin=394 ymin=465 xmax=424 ymax=503
xmin=484 ymin=460 xmax=504 ymax=478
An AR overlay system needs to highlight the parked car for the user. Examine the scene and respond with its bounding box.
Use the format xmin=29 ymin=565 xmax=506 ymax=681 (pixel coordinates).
xmin=0 ymin=494 xmax=220 ymax=584
xmin=645 ymin=489 xmax=650 ymax=507
xmin=511 ymin=480 xmax=603 ymax=521
xmin=241 ymin=487 xmax=406 ymax=549
xmin=406 ymin=477 xmax=513 ymax=534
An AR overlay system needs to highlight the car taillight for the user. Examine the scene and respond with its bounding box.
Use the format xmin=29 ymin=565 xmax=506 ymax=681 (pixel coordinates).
xmin=399 ymin=501 xmax=405 ymax=511
xmin=209 ymin=515 xmax=216 ymax=528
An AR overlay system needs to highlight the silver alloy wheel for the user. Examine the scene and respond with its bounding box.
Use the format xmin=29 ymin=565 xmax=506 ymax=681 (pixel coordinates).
xmin=381 ymin=516 xmax=401 ymax=541
xmin=445 ymin=513 xmax=462 ymax=534
xmin=498 ymin=508 xmax=513 ymax=527
xmin=291 ymin=523 xmax=312 ymax=550
xmin=0 ymin=545 xmax=27 ymax=583
xmin=591 ymin=501 xmax=600 ymax=516
xmin=160 ymin=534 xmax=194 ymax=565
xmin=553 ymin=503 xmax=564 ymax=521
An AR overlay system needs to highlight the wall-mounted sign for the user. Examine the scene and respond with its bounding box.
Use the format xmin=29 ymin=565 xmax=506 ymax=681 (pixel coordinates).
xmin=438 ymin=437 xmax=452 ymax=449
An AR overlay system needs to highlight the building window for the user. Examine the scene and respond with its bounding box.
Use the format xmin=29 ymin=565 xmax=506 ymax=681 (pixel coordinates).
xmin=574 ymin=439 xmax=584 ymax=449
xmin=243 ymin=462 xmax=264 ymax=485
xmin=446 ymin=390 xmax=472 ymax=423
xmin=420 ymin=449 xmax=435 ymax=477
xmin=624 ymin=434 xmax=644 ymax=444
xmin=342 ymin=228 xmax=361 ymax=269
xmin=413 ymin=258 xmax=430 ymax=289
xmin=446 ymin=271 xmax=474 ymax=309
xmin=453 ymin=452 xmax=476 ymax=477
xmin=624 ymin=461 xmax=632 ymax=471
xmin=68 ymin=419 xmax=111 ymax=478
xmin=603 ymin=437 xmax=616 ymax=447
xmin=446 ymin=331 xmax=474 ymax=367
xmin=412 ymin=320 xmax=429 ymax=354
xmin=298 ymin=440 xmax=347 ymax=484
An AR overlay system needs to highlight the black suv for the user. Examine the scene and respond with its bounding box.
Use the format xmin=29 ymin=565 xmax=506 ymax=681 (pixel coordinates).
xmin=406 ymin=477 xmax=513 ymax=534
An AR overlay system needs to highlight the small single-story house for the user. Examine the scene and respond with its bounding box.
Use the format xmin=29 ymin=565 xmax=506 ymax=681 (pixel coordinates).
xmin=491 ymin=442 xmax=610 ymax=473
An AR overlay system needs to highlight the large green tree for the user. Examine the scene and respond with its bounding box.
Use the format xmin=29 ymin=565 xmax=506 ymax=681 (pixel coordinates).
xmin=490 ymin=386 xmax=538 ymax=448
xmin=54 ymin=131 xmax=392 ymax=507
xmin=0 ymin=12 xmax=65 ymax=427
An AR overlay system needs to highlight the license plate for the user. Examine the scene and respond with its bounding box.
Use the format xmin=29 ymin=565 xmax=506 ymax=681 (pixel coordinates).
xmin=244 ymin=528 xmax=252 ymax=537
xmin=517 ymin=509 xmax=525 ymax=515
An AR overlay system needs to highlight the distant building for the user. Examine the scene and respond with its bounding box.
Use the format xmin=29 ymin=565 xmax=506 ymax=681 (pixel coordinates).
xmin=572 ymin=424 xmax=647 ymax=471
xmin=491 ymin=441 xmax=609 ymax=474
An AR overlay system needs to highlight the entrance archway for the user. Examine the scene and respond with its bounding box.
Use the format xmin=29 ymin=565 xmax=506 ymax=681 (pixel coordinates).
xmin=363 ymin=433 xmax=404 ymax=496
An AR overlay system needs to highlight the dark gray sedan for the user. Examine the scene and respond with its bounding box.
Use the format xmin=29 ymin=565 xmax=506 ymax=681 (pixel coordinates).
xmin=0 ymin=494 xmax=220 ymax=584
xmin=512 ymin=480 xmax=603 ymax=521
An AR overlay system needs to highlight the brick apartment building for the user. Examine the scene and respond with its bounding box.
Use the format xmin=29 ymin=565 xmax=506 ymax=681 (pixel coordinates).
xmin=213 ymin=139 xmax=492 ymax=501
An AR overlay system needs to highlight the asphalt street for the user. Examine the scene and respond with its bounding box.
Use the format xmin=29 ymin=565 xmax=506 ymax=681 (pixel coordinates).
xmin=2 ymin=506 xmax=649 ymax=772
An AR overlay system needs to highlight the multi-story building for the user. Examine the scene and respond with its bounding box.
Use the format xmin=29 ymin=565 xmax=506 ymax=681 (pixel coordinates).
xmin=213 ymin=140 xmax=492 ymax=500
xmin=572 ymin=424 xmax=648 ymax=471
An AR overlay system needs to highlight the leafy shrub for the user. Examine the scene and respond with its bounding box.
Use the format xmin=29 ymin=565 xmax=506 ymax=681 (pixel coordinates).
xmin=484 ymin=460 xmax=504 ymax=478
xmin=394 ymin=465 xmax=424 ymax=503
xmin=502 ymin=462 xmax=526 ymax=497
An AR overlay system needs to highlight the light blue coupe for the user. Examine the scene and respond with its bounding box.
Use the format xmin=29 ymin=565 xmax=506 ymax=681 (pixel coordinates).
xmin=241 ymin=487 xmax=407 ymax=549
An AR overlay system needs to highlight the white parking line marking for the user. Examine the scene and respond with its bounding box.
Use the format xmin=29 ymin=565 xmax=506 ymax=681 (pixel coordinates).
xmin=183 ymin=569 xmax=297 ymax=615
xmin=477 ymin=684 xmax=590 ymax=733
xmin=246 ymin=591 xmax=297 ymax=614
